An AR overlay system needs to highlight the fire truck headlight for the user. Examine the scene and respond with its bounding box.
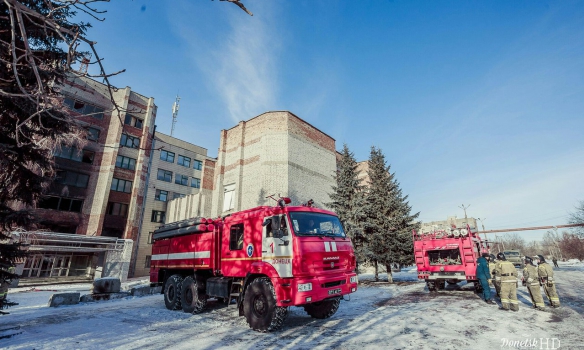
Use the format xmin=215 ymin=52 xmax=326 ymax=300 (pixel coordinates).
xmin=350 ymin=276 xmax=358 ymax=284
xmin=298 ymin=283 xmax=312 ymax=292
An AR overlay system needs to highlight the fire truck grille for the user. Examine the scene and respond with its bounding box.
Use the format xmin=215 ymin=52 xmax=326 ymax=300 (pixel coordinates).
xmin=322 ymin=280 xmax=346 ymax=288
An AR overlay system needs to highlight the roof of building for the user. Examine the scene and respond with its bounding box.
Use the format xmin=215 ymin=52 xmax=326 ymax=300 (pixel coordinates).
xmin=225 ymin=110 xmax=336 ymax=142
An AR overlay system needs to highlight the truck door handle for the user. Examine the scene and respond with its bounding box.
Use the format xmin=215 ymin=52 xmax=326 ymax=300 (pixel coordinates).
xmin=262 ymin=250 xmax=267 ymax=253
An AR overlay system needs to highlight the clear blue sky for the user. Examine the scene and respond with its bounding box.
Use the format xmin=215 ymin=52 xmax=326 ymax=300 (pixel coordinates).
xmin=83 ymin=1 xmax=584 ymax=242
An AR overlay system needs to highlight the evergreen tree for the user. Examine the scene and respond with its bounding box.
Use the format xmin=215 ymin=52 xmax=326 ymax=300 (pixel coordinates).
xmin=328 ymin=144 xmax=366 ymax=272
xmin=362 ymin=147 xmax=420 ymax=282
xmin=0 ymin=0 xmax=92 ymax=312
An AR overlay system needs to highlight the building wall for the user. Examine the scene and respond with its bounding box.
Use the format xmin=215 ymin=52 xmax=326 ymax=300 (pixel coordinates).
xmin=170 ymin=111 xmax=337 ymax=222
xmin=32 ymin=75 xmax=156 ymax=280
xmin=420 ymin=216 xmax=479 ymax=233
xmin=133 ymin=133 xmax=209 ymax=277
xmin=35 ymin=76 xmax=155 ymax=241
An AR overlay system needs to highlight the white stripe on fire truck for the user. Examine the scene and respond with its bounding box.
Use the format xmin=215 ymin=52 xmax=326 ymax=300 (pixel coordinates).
xmin=331 ymin=242 xmax=337 ymax=252
xmin=151 ymin=251 xmax=210 ymax=261
xmin=324 ymin=242 xmax=330 ymax=252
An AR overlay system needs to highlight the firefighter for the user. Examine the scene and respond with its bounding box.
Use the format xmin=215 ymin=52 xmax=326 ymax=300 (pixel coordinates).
xmin=488 ymin=254 xmax=500 ymax=297
xmin=536 ymin=255 xmax=561 ymax=308
xmin=476 ymin=253 xmax=495 ymax=304
xmin=494 ymin=252 xmax=519 ymax=311
xmin=552 ymin=257 xmax=559 ymax=268
xmin=522 ymin=256 xmax=545 ymax=311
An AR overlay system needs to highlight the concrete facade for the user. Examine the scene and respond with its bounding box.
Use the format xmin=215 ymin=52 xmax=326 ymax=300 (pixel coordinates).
xmin=420 ymin=216 xmax=479 ymax=234
xmin=27 ymin=75 xmax=156 ymax=281
xmin=132 ymin=133 xmax=209 ymax=277
xmin=169 ymin=111 xmax=337 ymax=221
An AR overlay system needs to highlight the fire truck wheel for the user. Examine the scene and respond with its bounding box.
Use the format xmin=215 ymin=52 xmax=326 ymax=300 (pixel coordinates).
xmin=303 ymin=297 xmax=341 ymax=319
xmin=243 ymin=277 xmax=288 ymax=332
xmin=164 ymin=274 xmax=184 ymax=310
xmin=426 ymin=281 xmax=436 ymax=292
xmin=180 ymin=276 xmax=207 ymax=314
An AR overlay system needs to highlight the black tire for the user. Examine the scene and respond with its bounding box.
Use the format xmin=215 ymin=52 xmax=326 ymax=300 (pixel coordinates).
xmin=164 ymin=274 xmax=184 ymax=310
xmin=180 ymin=275 xmax=207 ymax=314
xmin=243 ymin=277 xmax=288 ymax=332
xmin=427 ymin=281 xmax=436 ymax=292
xmin=303 ymin=298 xmax=341 ymax=319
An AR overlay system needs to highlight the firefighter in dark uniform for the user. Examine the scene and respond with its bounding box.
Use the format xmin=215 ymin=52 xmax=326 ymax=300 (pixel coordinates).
xmin=494 ymin=252 xmax=519 ymax=311
xmin=522 ymin=256 xmax=545 ymax=311
xmin=536 ymin=255 xmax=561 ymax=308
xmin=476 ymin=253 xmax=495 ymax=304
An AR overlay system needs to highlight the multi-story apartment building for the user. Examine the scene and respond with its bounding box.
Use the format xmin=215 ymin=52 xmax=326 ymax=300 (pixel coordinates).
xmin=132 ymin=133 xmax=209 ymax=277
xmin=22 ymin=75 xmax=156 ymax=281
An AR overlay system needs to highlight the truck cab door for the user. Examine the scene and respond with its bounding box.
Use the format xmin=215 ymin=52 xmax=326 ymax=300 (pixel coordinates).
xmin=262 ymin=215 xmax=293 ymax=278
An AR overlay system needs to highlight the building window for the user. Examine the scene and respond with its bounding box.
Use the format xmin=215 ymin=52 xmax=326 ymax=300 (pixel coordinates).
xmin=151 ymin=210 xmax=165 ymax=223
xmin=106 ymin=202 xmax=128 ymax=216
xmin=177 ymin=155 xmax=191 ymax=168
xmin=55 ymin=146 xmax=94 ymax=164
xmin=229 ymin=223 xmax=244 ymax=250
xmin=157 ymin=169 xmax=172 ymax=182
xmin=86 ymin=127 xmax=100 ymax=141
xmin=144 ymin=255 xmax=151 ymax=268
xmin=38 ymin=196 xmax=83 ymax=213
xmin=223 ymin=184 xmax=235 ymax=212
xmin=64 ymin=97 xmax=104 ymax=119
xmin=124 ymin=114 xmax=144 ymax=129
xmin=193 ymin=159 xmax=202 ymax=171
xmin=115 ymin=155 xmax=137 ymax=170
xmin=147 ymin=232 xmax=154 ymax=244
xmin=190 ymin=178 xmax=200 ymax=188
xmin=175 ymin=174 xmax=188 ymax=186
xmin=155 ymin=189 xmax=168 ymax=202
xmin=56 ymin=170 xmax=89 ymax=188
xmin=111 ymin=178 xmax=133 ymax=193
xmin=173 ymin=193 xmax=185 ymax=200
xmin=160 ymin=150 xmax=175 ymax=163
xmin=120 ymin=134 xmax=140 ymax=149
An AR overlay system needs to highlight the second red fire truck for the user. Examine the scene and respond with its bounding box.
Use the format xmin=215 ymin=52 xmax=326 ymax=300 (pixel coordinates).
xmin=150 ymin=197 xmax=358 ymax=332
xmin=413 ymin=225 xmax=490 ymax=292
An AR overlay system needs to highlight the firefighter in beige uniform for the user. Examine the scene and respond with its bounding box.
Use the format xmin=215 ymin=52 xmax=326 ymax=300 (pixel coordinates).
xmin=536 ymin=255 xmax=561 ymax=308
xmin=522 ymin=256 xmax=545 ymax=310
xmin=494 ymin=252 xmax=518 ymax=311
xmin=488 ymin=254 xmax=500 ymax=297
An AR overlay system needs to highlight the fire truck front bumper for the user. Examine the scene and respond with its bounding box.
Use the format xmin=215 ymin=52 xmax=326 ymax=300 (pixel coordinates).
xmin=289 ymin=273 xmax=358 ymax=306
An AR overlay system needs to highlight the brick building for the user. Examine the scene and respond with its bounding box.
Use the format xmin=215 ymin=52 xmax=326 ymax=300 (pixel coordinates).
xmin=167 ymin=111 xmax=338 ymax=221
xmin=132 ymin=133 xmax=209 ymax=277
xmin=23 ymin=75 xmax=156 ymax=281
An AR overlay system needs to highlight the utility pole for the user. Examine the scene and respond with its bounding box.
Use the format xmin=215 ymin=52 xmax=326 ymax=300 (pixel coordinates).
xmin=459 ymin=204 xmax=470 ymax=227
xmin=477 ymin=217 xmax=487 ymax=241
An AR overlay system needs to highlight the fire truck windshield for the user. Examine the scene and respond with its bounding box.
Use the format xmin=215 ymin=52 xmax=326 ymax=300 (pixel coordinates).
xmin=289 ymin=212 xmax=346 ymax=237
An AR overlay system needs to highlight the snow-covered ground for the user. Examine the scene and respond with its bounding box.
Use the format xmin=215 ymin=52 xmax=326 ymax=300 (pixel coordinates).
xmin=1 ymin=261 xmax=583 ymax=349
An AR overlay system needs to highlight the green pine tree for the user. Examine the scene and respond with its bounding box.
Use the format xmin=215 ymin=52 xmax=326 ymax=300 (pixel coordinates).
xmin=328 ymin=144 xmax=366 ymax=272
xmin=363 ymin=146 xmax=420 ymax=282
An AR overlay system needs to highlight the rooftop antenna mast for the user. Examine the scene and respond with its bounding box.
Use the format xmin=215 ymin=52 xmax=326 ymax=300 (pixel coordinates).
xmin=170 ymin=95 xmax=180 ymax=137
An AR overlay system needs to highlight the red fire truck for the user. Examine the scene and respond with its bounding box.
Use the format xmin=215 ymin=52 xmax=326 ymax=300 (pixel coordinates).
xmin=150 ymin=197 xmax=358 ymax=332
xmin=412 ymin=226 xmax=489 ymax=292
